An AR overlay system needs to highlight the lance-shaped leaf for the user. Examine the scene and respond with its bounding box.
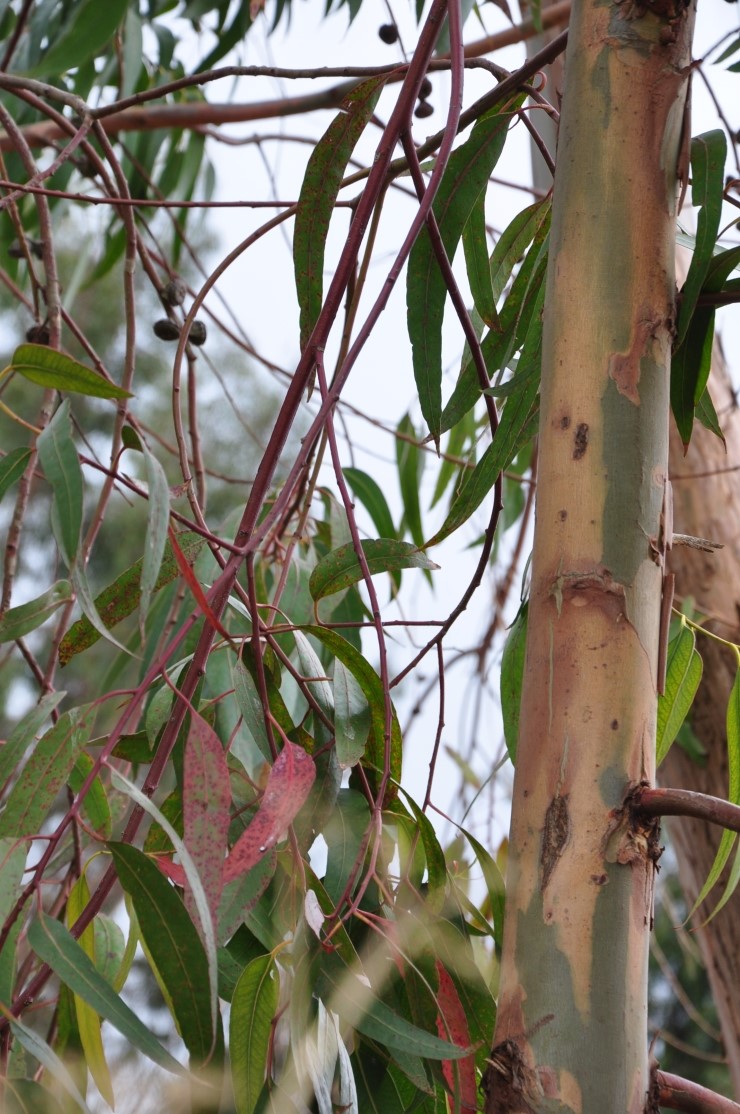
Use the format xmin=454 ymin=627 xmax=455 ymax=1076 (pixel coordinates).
xmin=0 ymin=705 xmax=93 ymax=838
xmin=427 ymin=293 xmax=543 ymax=547
xmin=108 ymin=841 xmax=215 ymax=1063
xmin=10 ymin=344 xmax=131 ymax=399
xmin=0 ymin=691 xmax=65 ymax=791
xmin=676 ymin=130 xmax=728 ymax=347
xmin=294 ymin=77 xmax=385 ymax=351
xmin=36 ymin=399 xmax=82 ymax=569
xmin=230 ymin=954 xmax=279 ymax=1114
xmin=0 ymin=447 xmax=32 ymax=504
xmin=29 ymin=912 xmax=183 ymax=1074
xmin=139 ymin=440 xmax=171 ymax=632
xmin=333 ymin=660 xmax=371 ymax=769
xmin=319 ymin=959 xmax=470 ymax=1061
xmin=58 ymin=530 xmax=205 ymax=664
xmin=500 ymin=602 xmax=528 ymax=764
xmin=183 ymin=711 xmax=231 ymax=931
xmin=66 ymin=876 xmax=114 ymax=1107
xmin=435 ymin=961 xmax=477 ymax=1114
xmin=309 ymin=539 xmax=438 ymax=602
xmin=323 ymin=789 xmax=370 ymax=903
xmin=656 ymin=623 xmax=703 ymax=765
xmin=223 ymin=742 xmax=316 ymax=882
xmin=689 ymin=664 xmax=740 ymax=921
xmin=407 ymin=95 xmax=523 ymax=445
xmin=26 ymin=0 xmax=129 ymax=79
xmin=301 ymin=625 xmax=403 ymax=797
xmin=0 ymin=1005 xmax=91 ymax=1112
xmin=343 ymin=468 xmax=397 ymax=541
xmin=0 ymin=580 xmax=72 ymax=643
xmin=462 ymin=189 xmax=497 ymax=328
xmin=439 ymin=210 xmax=550 ymax=436
xmin=396 ymin=413 xmax=425 ymax=553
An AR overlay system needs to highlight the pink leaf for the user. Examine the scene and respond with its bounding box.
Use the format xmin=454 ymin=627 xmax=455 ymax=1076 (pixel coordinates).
xmin=223 ymin=742 xmax=315 ymax=883
xmin=183 ymin=710 xmax=231 ymax=932
xmin=435 ymin=960 xmax=477 ymax=1114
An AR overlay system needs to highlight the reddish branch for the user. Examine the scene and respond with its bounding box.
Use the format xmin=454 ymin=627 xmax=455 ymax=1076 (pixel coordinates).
xmin=635 ymin=786 xmax=740 ymax=835
xmin=654 ymin=1069 xmax=740 ymax=1113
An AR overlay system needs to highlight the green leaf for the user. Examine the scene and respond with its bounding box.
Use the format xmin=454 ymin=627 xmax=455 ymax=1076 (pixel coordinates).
xmin=294 ymin=77 xmax=385 ymax=350
xmin=36 ymin=399 xmax=82 ymax=569
xmin=230 ymin=954 xmax=279 ymax=1114
xmin=139 ymin=442 xmax=171 ymax=631
xmin=462 ymin=190 xmax=497 ymax=328
xmin=0 ymin=581 xmax=72 ymax=643
xmin=0 ymin=447 xmax=32 ymax=504
xmin=323 ymin=789 xmax=371 ymax=903
xmin=320 ymin=961 xmax=470 ymax=1061
xmin=68 ymin=753 xmax=112 ymax=838
xmin=26 ymin=0 xmax=129 ymax=79
xmin=439 ymin=209 xmax=550 ymax=436
xmin=343 ymin=468 xmax=397 ymax=541
xmin=690 ymin=664 xmax=740 ymax=920
xmin=670 ymin=306 xmax=715 ymax=447
xmin=656 ymin=623 xmax=703 ymax=765
xmin=695 ymin=386 xmax=725 ymax=445
xmin=66 ymin=877 xmax=114 ymax=1106
xmin=0 ymin=691 xmax=65 ymax=792
xmin=396 ymin=413 xmax=425 ymax=554
xmin=427 ymin=293 xmax=543 ymax=546
xmin=309 ymin=539 xmax=439 ymax=601
xmin=407 ymin=95 xmax=522 ymax=445
xmin=676 ymin=130 xmax=728 ymax=347
xmin=500 ymin=602 xmax=528 ymax=764
xmin=10 ymin=344 xmax=131 ymax=399
xmin=400 ymin=791 xmax=447 ymax=914
xmin=1 ymin=1007 xmax=90 ymax=1113
xmin=28 ymin=912 xmax=183 ymax=1075
xmin=108 ymin=842 xmax=216 ymax=1063
xmin=233 ymin=656 xmax=273 ymax=762
xmin=58 ymin=530 xmax=205 ymax=664
xmin=0 ymin=704 xmax=93 ymax=838
xmin=460 ymin=827 xmax=506 ymax=953
xmin=333 ymin=660 xmax=371 ymax=769
xmin=300 ymin=626 xmax=402 ymax=797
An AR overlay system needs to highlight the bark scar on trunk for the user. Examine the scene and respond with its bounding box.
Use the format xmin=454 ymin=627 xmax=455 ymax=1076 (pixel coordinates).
xmin=605 ymin=781 xmax=663 ymax=869
xmin=541 ymin=793 xmax=570 ymax=889
xmin=482 ymin=1038 xmax=540 ymax=1114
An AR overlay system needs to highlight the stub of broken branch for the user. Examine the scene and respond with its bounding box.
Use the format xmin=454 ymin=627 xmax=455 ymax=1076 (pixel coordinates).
xmin=650 ymin=1062 xmax=740 ymax=1113
xmin=632 ymin=785 xmax=740 ymax=836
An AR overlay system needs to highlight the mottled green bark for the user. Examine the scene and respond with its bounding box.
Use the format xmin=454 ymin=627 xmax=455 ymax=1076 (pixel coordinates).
xmin=487 ymin=1 xmax=694 ymax=1111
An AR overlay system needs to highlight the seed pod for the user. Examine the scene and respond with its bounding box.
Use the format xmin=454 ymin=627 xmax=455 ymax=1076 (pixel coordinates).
xmin=161 ymin=278 xmax=187 ymax=307
xmin=9 ymin=239 xmax=44 ymax=260
xmin=378 ymin=23 xmax=398 ymax=43
xmin=414 ymin=100 xmax=434 ymax=119
xmin=26 ymin=322 xmax=50 ymax=345
xmin=153 ymin=318 xmax=181 ymax=342
xmin=419 ymin=77 xmax=432 ymax=99
xmin=189 ymin=320 xmax=207 ymax=346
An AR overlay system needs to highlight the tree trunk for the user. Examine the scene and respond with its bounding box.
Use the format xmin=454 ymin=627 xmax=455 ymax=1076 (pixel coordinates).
xmin=664 ymin=343 xmax=740 ymax=1095
xmin=486 ymin=1 xmax=694 ymax=1110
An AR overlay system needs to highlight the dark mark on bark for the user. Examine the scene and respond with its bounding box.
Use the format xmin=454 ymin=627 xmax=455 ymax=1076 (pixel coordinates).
xmin=573 ymin=423 xmax=589 ymax=460
xmin=541 ymin=794 xmax=570 ymax=889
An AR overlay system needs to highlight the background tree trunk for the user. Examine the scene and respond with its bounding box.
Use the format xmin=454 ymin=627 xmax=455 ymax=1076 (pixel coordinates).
xmin=664 ymin=337 xmax=740 ymax=1095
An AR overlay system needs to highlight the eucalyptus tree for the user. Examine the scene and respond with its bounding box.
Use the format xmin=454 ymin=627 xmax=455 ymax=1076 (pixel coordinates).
xmin=0 ymin=2 xmax=738 ymax=1113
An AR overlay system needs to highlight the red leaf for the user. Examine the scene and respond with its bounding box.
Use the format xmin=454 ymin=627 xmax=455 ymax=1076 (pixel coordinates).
xmin=183 ymin=710 xmax=231 ymax=934
xmin=435 ymin=960 xmax=477 ymax=1113
xmin=167 ymin=526 xmax=230 ymax=639
xmin=223 ymin=742 xmax=315 ymax=883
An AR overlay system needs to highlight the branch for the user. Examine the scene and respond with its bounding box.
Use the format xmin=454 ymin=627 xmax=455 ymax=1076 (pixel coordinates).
xmin=654 ymin=1069 xmax=740 ymax=1113
xmin=635 ymin=786 xmax=740 ymax=834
